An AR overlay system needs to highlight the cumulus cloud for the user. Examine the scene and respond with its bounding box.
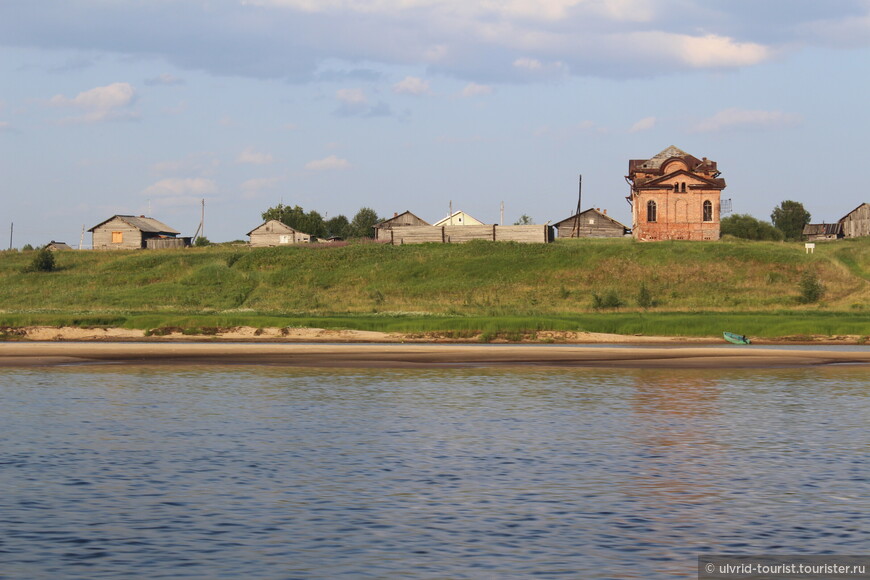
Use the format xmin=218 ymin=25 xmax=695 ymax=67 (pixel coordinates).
xmin=237 ymin=147 xmax=275 ymax=165
xmin=461 ymin=83 xmax=493 ymax=97
xmin=630 ymin=116 xmax=656 ymax=132
xmin=305 ymin=155 xmax=350 ymax=171
xmin=49 ymin=82 xmax=137 ymax=123
xmin=3 ymin=0 xmax=866 ymax=83
xmin=143 ymin=178 xmax=217 ymax=197
xmin=693 ymin=108 xmax=803 ymax=132
xmin=334 ymin=88 xmax=391 ymax=117
xmin=392 ymin=76 xmax=431 ymax=95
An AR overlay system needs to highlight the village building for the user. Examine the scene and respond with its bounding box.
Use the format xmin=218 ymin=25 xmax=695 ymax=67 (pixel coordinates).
xmin=432 ymin=211 xmax=485 ymax=227
xmin=373 ymin=211 xmax=429 ymax=241
xmin=88 ymin=215 xmax=190 ymax=250
xmin=802 ymin=223 xmax=842 ymax=242
xmin=45 ymin=241 xmax=73 ymax=251
xmin=553 ymin=208 xmax=630 ymax=238
xmin=247 ymin=219 xmax=311 ymax=247
xmin=626 ymin=145 xmax=726 ymax=241
xmin=838 ymin=203 xmax=870 ymax=238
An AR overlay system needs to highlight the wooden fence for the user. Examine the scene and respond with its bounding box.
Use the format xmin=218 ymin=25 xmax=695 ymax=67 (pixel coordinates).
xmin=385 ymin=225 xmax=551 ymax=245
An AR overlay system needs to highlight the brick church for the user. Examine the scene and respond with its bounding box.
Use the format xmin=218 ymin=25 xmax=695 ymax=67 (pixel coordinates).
xmin=626 ymin=146 xmax=726 ymax=241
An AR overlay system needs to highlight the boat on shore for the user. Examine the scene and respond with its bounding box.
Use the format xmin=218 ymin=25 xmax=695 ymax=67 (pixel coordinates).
xmin=723 ymin=331 xmax=751 ymax=345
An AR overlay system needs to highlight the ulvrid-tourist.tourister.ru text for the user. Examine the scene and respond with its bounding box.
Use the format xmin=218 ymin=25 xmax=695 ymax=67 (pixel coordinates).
xmin=711 ymin=562 xmax=866 ymax=576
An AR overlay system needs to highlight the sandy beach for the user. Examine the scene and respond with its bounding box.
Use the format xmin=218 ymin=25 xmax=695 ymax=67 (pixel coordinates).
xmin=2 ymin=339 xmax=869 ymax=369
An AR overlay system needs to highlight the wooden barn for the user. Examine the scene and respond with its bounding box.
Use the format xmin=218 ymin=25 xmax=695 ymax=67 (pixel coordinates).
xmin=838 ymin=203 xmax=870 ymax=238
xmin=432 ymin=211 xmax=485 ymax=227
xmin=89 ymin=215 xmax=189 ymax=250
xmin=802 ymin=223 xmax=842 ymax=242
xmin=45 ymin=241 xmax=73 ymax=251
xmin=373 ymin=211 xmax=429 ymax=241
xmin=553 ymin=208 xmax=630 ymax=238
xmin=247 ymin=220 xmax=311 ymax=247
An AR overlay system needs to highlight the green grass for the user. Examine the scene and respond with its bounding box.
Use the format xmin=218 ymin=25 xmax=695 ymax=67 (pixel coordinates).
xmin=1 ymin=236 xmax=869 ymax=338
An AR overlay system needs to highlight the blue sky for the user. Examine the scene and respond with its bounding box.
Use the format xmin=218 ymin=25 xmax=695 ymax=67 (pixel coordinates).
xmin=2 ymin=0 xmax=869 ymax=246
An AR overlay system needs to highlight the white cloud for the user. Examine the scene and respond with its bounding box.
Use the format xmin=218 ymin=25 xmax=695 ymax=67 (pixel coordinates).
xmin=237 ymin=147 xmax=275 ymax=165
xmin=622 ymin=32 xmax=770 ymax=69
xmin=305 ymin=155 xmax=350 ymax=171
xmin=630 ymin=116 xmax=656 ymax=132
xmin=336 ymin=88 xmax=367 ymax=104
xmin=143 ymin=178 xmax=217 ymax=197
xmin=393 ymin=76 xmax=431 ymax=95
xmin=461 ymin=83 xmax=493 ymax=97
xmin=153 ymin=153 xmax=220 ymax=176
xmin=513 ymin=57 xmax=543 ymax=70
xmin=693 ymin=108 xmax=803 ymax=132
xmin=49 ymin=82 xmax=137 ymax=123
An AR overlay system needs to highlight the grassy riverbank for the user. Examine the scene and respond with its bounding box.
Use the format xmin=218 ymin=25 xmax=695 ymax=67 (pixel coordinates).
xmin=2 ymin=237 xmax=869 ymax=339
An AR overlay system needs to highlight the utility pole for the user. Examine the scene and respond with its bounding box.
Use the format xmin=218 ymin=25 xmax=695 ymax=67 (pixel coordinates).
xmin=449 ymin=200 xmax=453 ymax=225
xmin=571 ymin=174 xmax=582 ymax=237
xmin=8 ymin=222 xmax=12 ymax=250
xmin=79 ymin=224 xmax=85 ymax=250
xmin=500 ymin=201 xmax=504 ymax=226
xmin=200 ymin=198 xmax=205 ymax=240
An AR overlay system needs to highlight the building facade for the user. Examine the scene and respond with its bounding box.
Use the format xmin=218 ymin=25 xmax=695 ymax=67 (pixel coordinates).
xmin=554 ymin=208 xmax=629 ymax=238
xmin=89 ymin=215 xmax=186 ymax=250
xmin=839 ymin=203 xmax=870 ymax=238
xmin=626 ymin=146 xmax=726 ymax=241
xmin=247 ymin=220 xmax=311 ymax=247
xmin=373 ymin=211 xmax=430 ymax=241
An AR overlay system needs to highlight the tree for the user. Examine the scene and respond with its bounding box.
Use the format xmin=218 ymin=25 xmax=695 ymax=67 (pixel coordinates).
xmin=720 ymin=214 xmax=784 ymax=241
xmin=513 ymin=214 xmax=533 ymax=225
xmin=771 ymin=201 xmax=811 ymax=241
xmin=261 ymin=203 xmax=327 ymax=239
xmin=21 ymin=244 xmax=34 ymax=252
xmin=349 ymin=207 xmax=380 ymax=239
xmin=193 ymin=236 xmax=211 ymax=247
xmin=325 ymin=215 xmax=350 ymax=239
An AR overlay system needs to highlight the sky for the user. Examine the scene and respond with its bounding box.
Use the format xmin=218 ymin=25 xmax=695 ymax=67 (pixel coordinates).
xmin=2 ymin=0 xmax=870 ymax=247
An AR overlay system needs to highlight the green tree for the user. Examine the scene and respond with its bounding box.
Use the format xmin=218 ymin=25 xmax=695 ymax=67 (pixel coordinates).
xmin=771 ymin=201 xmax=811 ymax=241
xmin=720 ymin=214 xmax=784 ymax=241
xmin=261 ymin=203 xmax=327 ymax=239
xmin=349 ymin=207 xmax=380 ymax=239
xmin=21 ymin=244 xmax=34 ymax=252
xmin=325 ymin=215 xmax=351 ymax=239
xmin=513 ymin=214 xmax=533 ymax=225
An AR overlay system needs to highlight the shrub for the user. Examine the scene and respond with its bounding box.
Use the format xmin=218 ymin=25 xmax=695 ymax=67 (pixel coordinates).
xmin=592 ymin=290 xmax=624 ymax=310
xmin=797 ymin=271 xmax=825 ymax=304
xmin=25 ymin=248 xmax=56 ymax=272
xmin=637 ymin=283 xmax=654 ymax=309
xmin=194 ymin=236 xmax=211 ymax=247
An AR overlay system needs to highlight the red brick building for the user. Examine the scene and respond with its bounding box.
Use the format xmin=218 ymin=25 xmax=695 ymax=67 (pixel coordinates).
xmin=626 ymin=146 xmax=726 ymax=241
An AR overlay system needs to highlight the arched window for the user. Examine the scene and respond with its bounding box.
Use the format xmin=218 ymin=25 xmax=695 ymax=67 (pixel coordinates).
xmin=681 ymin=182 xmax=687 ymax=193
xmin=673 ymin=183 xmax=679 ymax=192
xmin=703 ymin=200 xmax=713 ymax=222
xmin=647 ymin=200 xmax=657 ymax=222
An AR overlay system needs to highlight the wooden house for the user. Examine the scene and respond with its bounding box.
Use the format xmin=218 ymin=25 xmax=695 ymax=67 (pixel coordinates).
xmin=45 ymin=241 xmax=73 ymax=251
xmin=802 ymin=223 xmax=842 ymax=242
xmin=554 ymin=208 xmax=630 ymax=238
xmin=432 ymin=211 xmax=485 ymax=227
xmin=89 ymin=215 xmax=189 ymax=250
xmin=373 ymin=211 xmax=429 ymax=241
xmin=626 ymin=145 xmax=726 ymax=241
xmin=247 ymin=220 xmax=311 ymax=247
xmin=838 ymin=203 xmax=870 ymax=238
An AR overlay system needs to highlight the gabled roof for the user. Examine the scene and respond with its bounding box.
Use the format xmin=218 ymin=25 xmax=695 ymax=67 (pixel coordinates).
xmin=374 ymin=210 xmax=429 ymax=228
xmin=634 ymin=169 xmax=726 ymax=190
xmin=803 ymin=223 xmax=842 ymax=236
xmin=553 ymin=208 xmax=630 ymax=230
xmin=838 ymin=202 xmax=870 ymax=223
xmin=432 ymin=211 xmax=485 ymax=227
xmin=88 ymin=215 xmax=180 ymax=234
xmin=628 ymin=145 xmax=717 ymax=176
xmin=246 ymin=219 xmax=306 ymax=237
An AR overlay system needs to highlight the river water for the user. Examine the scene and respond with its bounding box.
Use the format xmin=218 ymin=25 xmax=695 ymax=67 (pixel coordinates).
xmin=1 ymin=365 xmax=867 ymax=579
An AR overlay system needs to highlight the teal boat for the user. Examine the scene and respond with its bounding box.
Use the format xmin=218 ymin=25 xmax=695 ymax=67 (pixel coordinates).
xmin=723 ymin=331 xmax=751 ymax=345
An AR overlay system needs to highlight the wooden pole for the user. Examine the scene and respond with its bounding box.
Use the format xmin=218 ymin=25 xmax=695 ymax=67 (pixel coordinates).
xmin=8 ymin=222 xmax=12 ymax=250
